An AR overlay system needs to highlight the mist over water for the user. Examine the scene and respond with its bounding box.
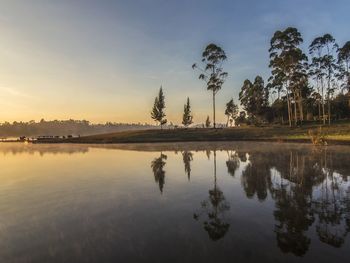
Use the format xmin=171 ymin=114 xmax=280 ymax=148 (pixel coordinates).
xmin=0 ymin=142 xmax=349 ymax=263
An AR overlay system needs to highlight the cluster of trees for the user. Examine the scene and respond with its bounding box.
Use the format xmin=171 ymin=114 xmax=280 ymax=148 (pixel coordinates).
xmin=151 ymin=87 xmax=194 ymax=128
xmin=151 ymin=44 xmax=227 ymax=128
xmin=0 ymin=119 xmax=156 ymax=137
xmin=240 ymin=28 xmax=350 ymax=126
xmin=151 ymin=28 xmax=349 ymax=128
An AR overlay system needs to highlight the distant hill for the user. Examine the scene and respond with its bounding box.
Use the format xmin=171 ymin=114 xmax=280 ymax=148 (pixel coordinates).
xmin=0 ymin=119 xmax=158 ymax=137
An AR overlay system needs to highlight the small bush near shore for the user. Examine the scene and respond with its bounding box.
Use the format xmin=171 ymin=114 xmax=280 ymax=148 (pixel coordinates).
xmin=308 ymin=127 xmax=327 ymax=146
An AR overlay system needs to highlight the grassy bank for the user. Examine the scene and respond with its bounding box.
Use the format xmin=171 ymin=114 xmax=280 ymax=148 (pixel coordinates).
xmin=34 ymin=122 xmax=350 ymax=145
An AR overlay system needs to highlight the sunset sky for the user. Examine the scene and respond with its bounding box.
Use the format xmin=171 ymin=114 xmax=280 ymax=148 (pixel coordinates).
xmin=0 ymin=0 xmax=349 ymax=124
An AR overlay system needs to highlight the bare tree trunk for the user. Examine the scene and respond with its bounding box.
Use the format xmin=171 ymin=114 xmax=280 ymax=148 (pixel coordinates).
xmin=321 ymin=79 xmax=325 ymax=125
xmin=213 ymin=91 xmax=216 ymax=129
xmin=327 ymin=74 xmax=331 ymax=125
xmin=328 ymin=95 xmax=331 ymax=125
xmin=316 ymin=82 xmax=321 ymax=122
xmin=318 ymin=101 xmax=321 ymax=122
xmin=286 ymin=89 xmax=292 ymax=127
xmin=294 ymin=96 xmax=298 ymax=126
xmin=292 ymin=90 xmax=299 ymax=125
xmin=298 ymin=90 xmax=303 ymax=124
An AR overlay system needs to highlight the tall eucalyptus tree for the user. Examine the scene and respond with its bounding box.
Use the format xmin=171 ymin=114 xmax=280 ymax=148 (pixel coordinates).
xmin=192 ymin=44 xmax=228 ymax=128
xmin=323 ymin=34 xmax=338 ymax=125
xmin=309 ymin=36 xmax=326 ymax=124
xmin=239 ymin=76 xmax=269 ymax=124
xmin=309 ymin=34 xmax=338 ymax=125
xmin=338 ymin=41 xmax=350 ymax=94
xmin=269 ymin=27 xmax=307 ymax=127
xmin=224 ymin=99 xmax=238 ymax=127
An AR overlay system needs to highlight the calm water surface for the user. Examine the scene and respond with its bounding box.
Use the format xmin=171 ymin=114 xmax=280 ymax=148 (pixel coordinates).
xmin=0 ymin=142 xmax=349 ymax=263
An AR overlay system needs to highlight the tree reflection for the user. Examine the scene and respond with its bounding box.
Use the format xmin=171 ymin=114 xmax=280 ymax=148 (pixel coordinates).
xmin=194 ymin=151 xmax=230 ymax=241
xmin=272 ymin=184 xmax=314 ymax=256
xmin=238 ymin=148 xmax=350 ymax=256
xmin=205 ymin=149 xmax=211 ymax=160
xmin=226 ymin=151 xmax=240 ymax=177
xmin=182 ymin=151 xmax=193 ymax=180
xmin=312 ymin=150 xmax=350 ymax=248
xmin=241 ymin=153 xmax=272 ymax=201
xmin=151 ymin=152 xmax=167 ymax=193
xmin=149 ymin=145 xmax=350 ymax=254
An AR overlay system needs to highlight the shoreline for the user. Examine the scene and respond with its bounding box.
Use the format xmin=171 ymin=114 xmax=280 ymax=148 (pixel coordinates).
xmin=31 ymin=139 xmax=350 ymax=146
xmin=28 ymin=126 xmax=350 ymax=146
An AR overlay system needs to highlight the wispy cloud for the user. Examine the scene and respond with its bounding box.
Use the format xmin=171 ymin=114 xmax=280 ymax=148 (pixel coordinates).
xmin=0 ymin=86 xmax=36 ymax=99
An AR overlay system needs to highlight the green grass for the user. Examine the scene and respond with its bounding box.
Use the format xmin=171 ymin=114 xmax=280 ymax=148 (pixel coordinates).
xmin=35 ymin=122 xmax=350 ymax=145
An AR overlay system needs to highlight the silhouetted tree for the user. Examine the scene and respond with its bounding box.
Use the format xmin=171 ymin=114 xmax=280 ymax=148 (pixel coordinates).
xmin=235 ymin=111 xmax=247 ymax=126
xmin=309 ymin=37 xmax=327 ymax=124
xmin=332 ymin=93 xmax=350 ymax=119
xmin=338 ymin=41 xmax=350 ymax=93
xmin=193 ymin=44 xmax=228 ymax=128
xmin=269 ymin=27 xmax=307 ymax=127
xmin=322 ymin=34 xmax=338 ymax=125
xmin=309 ymin=34 xmax=338 ymax=125
xmin=239 ymin=76 xmax=269 ymax=124
xmin=182 ymin=97 xmax=193 ymax=127
xmin=224 ymin=99 xmax=238 ymax=127
xmin=151 ymin=87 xmax=167 ymax=129
xmin=205 ymin=116 xmax=211 ymax=128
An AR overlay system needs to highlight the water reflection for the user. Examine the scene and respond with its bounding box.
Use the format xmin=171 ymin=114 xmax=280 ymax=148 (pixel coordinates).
xmin=148 ymin=145 xmax=350 ymax=256
xmin=182 ymin=151 xmax=193 ymax=180
xmin=151 ymin=153 xmax=167 ymax=193
xmin=239 ymin=148 xmax=349 ymax=256
xmin=1 ymin=142 xmax=350 ymax=262
xmin=0 ymin=143 xmax=89 ymax=156
xmin=238 ymin=147 xmax=349 ymax=256
xmin=241 ymin=151 xmax=272 ymax=201
xmin=194 ymin=151 xmax=230 ymax=241
xmin=226 ymin=150 xmax=240 ymax=177
xmin=277 ymin=149 xmax=349 ymax=255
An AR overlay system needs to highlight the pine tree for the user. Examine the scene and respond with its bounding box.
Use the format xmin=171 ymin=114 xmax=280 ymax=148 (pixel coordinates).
xmin=151 ymin=97 xmax=159 ymax=122
xmin=205 ymin=116 xmax=211 ymax=128
xmin=151 ymin=87 xmax=167 ymax=129
xmin=182 ymin=97 xmax=193 ymax=127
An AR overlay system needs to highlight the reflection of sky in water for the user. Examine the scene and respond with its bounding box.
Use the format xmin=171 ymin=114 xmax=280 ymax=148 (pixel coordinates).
xmin=0 ymin=142 xmax=349 ymax=262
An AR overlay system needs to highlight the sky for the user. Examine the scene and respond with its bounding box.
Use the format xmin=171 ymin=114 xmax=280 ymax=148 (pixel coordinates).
xmin=0 ymin=0 xmax=349 ymax=124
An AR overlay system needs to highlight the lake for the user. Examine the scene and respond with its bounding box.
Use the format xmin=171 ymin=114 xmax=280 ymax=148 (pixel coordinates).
xmin=0 ymin=142 xmax=349 ymax=263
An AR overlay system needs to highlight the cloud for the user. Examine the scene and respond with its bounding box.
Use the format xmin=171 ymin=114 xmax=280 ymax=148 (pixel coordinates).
xmin=0 ymin=86 xmax=36 ymax=99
